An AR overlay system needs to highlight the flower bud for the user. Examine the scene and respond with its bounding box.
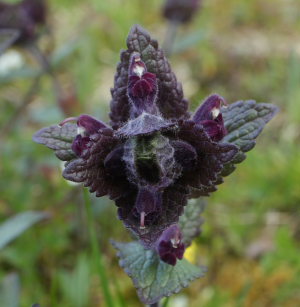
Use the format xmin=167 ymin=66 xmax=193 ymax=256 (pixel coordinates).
xmin=162 ymin=0 xmax=200 ymax=24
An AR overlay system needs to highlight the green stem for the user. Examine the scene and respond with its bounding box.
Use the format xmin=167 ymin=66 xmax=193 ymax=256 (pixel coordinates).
xmin=83 ymin=188 xmax=114 ymax=307
xmin=0 ymin=75 xmax=41 ymax=138
xmin=28 ymin=44 xmax=64 ymax=106
xmin=163 ymin=21 xmax=179 ymax=56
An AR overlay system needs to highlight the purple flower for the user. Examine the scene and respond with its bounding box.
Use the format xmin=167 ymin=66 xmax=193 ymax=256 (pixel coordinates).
xmin=34 ymin=25 xmax=245 ymax=264
xmin=162 ymin=0 xmax=200 ymax=24
xmin=59 ymin=114 xmax=107 ymax=157
xmin=127 ymin=53 xmax=158 ymax=117
xmin=0 ymin=0 xmax=46 ymax=45
xmin=193 ymin=94 xmax=227 ymax=142
xmin=155 ymin=224 xmax=185 ymax=266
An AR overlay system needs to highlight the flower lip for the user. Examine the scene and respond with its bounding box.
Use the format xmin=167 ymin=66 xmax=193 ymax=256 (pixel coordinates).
xmin=59 ymin=114 xmax=107 ymax=136
xmin=193 ymin=94 xmax=228 ymax=141
xmin=129 ymin=52 xmax=147 ymax=77
xmin=155 ymin=224 xmax=185 ymax=266
xmin=59 ymin=114 xmax=107 ymax=157
xmin=193 ymin=94 xmax=227 ymax=123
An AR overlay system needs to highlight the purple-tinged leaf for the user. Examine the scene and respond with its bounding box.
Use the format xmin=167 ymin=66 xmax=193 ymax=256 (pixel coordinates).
xmin=33 ymin=123 xmax=77 ymax=161
xmin=110 ymin=24 xmax=189 ymax=128
xmin=112 ymin=240 xmax=205 ymax=305
xmin=62 ymin=128 xmax=127 ymax=200
xmin=220 ymin=100 xmax=279 ymax=177
xmin=174 ymin=120 xmax=238 ymax=195
xmin=171 ymin=140 xmax=197 ymax=171
xmin=179 ymin=198 xmax=206 ymax=247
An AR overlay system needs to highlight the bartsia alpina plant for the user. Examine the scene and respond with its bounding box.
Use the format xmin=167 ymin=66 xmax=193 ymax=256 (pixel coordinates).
xmin=33 ymin=25 xmax=278 ymax=304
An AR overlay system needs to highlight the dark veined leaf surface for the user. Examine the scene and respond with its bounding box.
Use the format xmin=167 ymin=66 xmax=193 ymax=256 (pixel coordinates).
xmin=112 ymin=241 xmax=206 ymax=305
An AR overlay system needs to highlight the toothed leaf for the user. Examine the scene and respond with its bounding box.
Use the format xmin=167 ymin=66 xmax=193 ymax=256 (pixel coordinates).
xmin=112 ymin=240 xmax=205 ymax=305
xmin=220 ymin=100 xmax=279 ymax=177
xmin=179 ymin=198 xmax=206 ymax=247
xmin=33 ymin=123 xmax=77 ymax=161
xmin=62 ymin=128 xmax=126 ymax=199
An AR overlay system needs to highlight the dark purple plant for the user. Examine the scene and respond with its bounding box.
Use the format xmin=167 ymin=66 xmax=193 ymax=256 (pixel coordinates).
xmin=33 ymin=25 xmax=278 ymax=270
xmin=162 ymin=0 xmax=201 ymax=24
xmin=0 ymin=0 xmax=46 ymax=47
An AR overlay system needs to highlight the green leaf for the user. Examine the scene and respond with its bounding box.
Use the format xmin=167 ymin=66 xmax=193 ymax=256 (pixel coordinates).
xmin=179 ymin=198 xmax=206 ymax=247
xmin=58 ymin=255 xmax=90 ymax=307
xmin=0 ymin=211 xmax=50 ymax=250
xmin=112 ymin=241 xmax=206 ymax=305
xmin=33 ymin=123 xmax=77 ymax=161
xmin=220 ymin=100 xmax=278 ymax=177
xmin=0 ymin=273 xmax=20 ymax=307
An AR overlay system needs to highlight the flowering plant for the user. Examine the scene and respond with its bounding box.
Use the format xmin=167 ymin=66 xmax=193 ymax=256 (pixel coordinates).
xmin=33 ymin=25 xmax=278 ymax=305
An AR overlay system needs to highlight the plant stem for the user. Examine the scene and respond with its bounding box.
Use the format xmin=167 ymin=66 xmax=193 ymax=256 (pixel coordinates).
xmin=83 ymin=188 xmax=114 ymax=307
xmin=0 ymin=75 xmax=41 ymax=138
xmin=0 ymin=29 xmax=20 ymax=54
xmin=28 ymin=43 xmax=63 ymax=105
xmin=163 ymin=21 xmax=179 ymax=56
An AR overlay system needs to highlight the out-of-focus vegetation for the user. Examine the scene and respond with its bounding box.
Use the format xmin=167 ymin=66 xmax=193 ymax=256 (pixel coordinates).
xmin=0 ymin=0 xmax=300 ymax=306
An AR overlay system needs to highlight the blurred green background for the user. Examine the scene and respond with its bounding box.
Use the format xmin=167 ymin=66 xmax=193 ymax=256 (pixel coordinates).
xmin=1 ymin=0 xmax=300 ymax=306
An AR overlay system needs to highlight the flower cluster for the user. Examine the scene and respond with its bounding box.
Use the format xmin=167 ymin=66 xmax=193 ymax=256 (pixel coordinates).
xmin=34 ymin=25 xmax=277 ymax=266
xmin=0 ymin=0 xmax=46 ymax=46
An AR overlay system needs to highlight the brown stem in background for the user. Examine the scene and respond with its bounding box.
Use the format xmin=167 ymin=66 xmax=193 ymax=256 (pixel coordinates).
xmin=0 ymin=75 xmax=41 ymax=138
xmin=28 ymin=43 xmax=63 ymax=104
xmin=0 ymin=43 xmax=63 ymax=138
